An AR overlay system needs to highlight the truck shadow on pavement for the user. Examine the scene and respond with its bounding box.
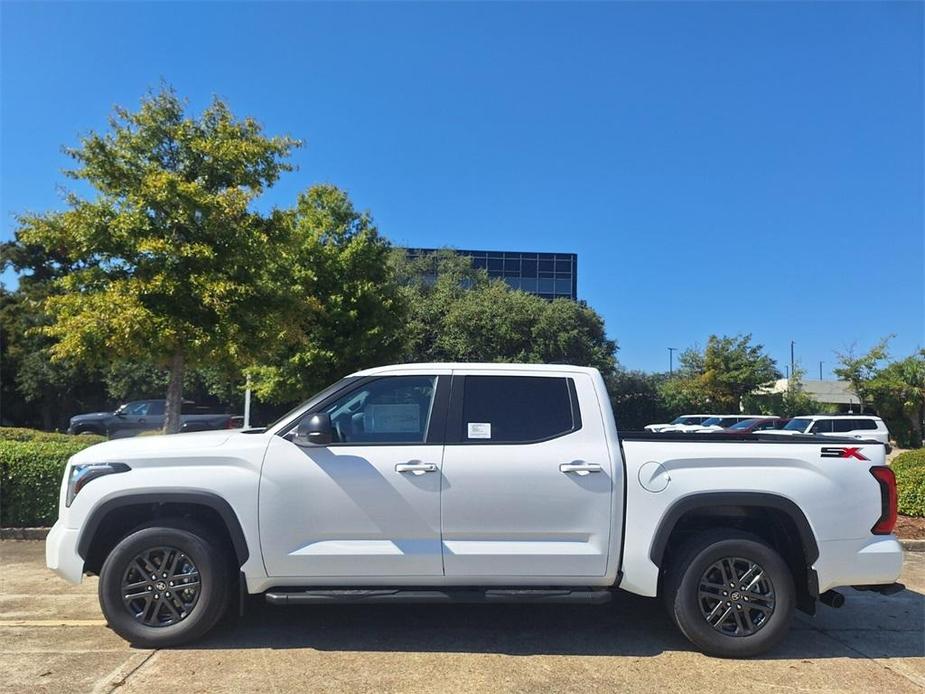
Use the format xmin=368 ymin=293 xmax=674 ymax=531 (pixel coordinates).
xmin=189 ymin=587 xmax=925 ymax=659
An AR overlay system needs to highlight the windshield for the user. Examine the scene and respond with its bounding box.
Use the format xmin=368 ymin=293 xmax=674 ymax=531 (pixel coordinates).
xmin=784 ymin=418 xmax=812 ymax=432
xmin=700 ymin=417 xmax=722 ymax=426
xmin=671 ymin=416 xmax=700 ymax=425
xmin=729 ymin=418 xmax=761 ymax=430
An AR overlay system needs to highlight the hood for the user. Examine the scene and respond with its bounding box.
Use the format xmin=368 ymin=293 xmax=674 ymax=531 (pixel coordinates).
xmin=69 ymin=429 xmax=236 ymax=464
xmin=71 ymin=411 xmax=113 ymax=421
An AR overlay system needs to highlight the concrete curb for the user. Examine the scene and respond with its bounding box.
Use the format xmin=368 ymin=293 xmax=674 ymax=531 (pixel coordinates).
xmin=2 ymin=526 xmax=925 ymax=551
xmin=0 ymin=527 xmax=51 ymax=540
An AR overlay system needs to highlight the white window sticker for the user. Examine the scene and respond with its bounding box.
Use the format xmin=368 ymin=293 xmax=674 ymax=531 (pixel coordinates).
xmin=467 ymin=422 xmax=492 ymax=439
xmin=364 ymin=404 xmax=421 ymax=433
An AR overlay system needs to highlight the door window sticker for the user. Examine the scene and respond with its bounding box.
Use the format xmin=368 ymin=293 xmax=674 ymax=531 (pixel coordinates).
xmin=467 ymin=422 xmax=492 ymax=439
xmin=364 ymin=404 xmax=421 ymax=433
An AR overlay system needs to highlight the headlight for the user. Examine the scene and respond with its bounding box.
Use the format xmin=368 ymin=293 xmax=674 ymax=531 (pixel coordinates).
xmin=66 ymin=463 xmax=130 ymax=507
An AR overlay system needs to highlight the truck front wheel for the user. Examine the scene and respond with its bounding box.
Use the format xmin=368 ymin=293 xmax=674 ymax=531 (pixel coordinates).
xmin=663 ymin=530 xmax=795 ymax=658
xmin=98 ymin=524 xmax=231 ymax=647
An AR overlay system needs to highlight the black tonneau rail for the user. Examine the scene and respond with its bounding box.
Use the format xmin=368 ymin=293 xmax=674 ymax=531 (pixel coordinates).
xmin=619 ymin=431 xmax=888 ymax=447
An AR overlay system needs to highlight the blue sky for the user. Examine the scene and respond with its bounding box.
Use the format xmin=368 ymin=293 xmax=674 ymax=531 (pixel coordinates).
xmin=2 ymin=1 xmax=922 ymax=375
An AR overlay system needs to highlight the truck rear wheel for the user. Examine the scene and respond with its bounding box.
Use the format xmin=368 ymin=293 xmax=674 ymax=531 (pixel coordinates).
xmin=98 ymin=524 xmax=230 ymax=647
xmin=663 ymin=530 xmax=794 ymax=658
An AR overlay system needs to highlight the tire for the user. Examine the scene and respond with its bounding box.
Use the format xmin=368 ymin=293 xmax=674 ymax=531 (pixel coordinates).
xmin=662 ymin=529 xmax=795 ymax=658
xmin=98 ymin=523 xmax=231 ymax=647
xmin=76 ymin=427 xmax=103 ymax=436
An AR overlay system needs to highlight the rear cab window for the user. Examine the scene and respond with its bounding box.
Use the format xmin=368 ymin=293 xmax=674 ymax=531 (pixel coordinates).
xmin=458 ymin=375 xmax=579 ymax=443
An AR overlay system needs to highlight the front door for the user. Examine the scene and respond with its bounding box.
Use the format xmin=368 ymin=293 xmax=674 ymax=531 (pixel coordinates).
xmin=440 ymin=372 xmax=614 ymax=577
xmin=259 ymin=374 xmax=448 ymax=578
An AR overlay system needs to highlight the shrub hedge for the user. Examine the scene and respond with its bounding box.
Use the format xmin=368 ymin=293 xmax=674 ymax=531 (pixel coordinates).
xmin=0 ymin=429 xmax=105 ymax=527
xmin=0 ymin=427 xmax=105 ymax=444
xmin=892 ymin=449 xmax=925 ymax=518
xmin=890 ymin=448 xmax=925 ymax=518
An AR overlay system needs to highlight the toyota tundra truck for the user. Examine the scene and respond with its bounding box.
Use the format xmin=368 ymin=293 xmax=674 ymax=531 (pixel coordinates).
xmin=46 ymin=363 xmax=904 ymax=657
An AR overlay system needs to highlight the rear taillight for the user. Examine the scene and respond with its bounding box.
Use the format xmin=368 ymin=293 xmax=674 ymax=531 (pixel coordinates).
xmin=869 ymin=466 xmax=897 ymax=535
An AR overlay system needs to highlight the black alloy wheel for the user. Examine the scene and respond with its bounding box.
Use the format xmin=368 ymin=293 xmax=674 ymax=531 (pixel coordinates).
xmin=697 ymin=556 xmax=776 ymax=637
xmin=121 ymin=546 xmax=202 ymax=627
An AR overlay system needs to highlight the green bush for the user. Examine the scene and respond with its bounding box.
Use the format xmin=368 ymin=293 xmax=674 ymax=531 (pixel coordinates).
xmin=0 ymin=426 xmax=106 ymax=444
xmin=892 ymin=449 xmax=925 ymax=518
xmin=0 ymin=438 xmax=103 ymax=526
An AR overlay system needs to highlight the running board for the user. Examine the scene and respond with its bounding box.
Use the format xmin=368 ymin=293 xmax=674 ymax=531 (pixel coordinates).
xmin=265 ymin=588 xmax=612 ymax=605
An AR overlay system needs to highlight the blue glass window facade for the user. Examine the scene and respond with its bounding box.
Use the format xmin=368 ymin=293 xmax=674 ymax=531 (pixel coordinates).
xmin=407 ymin=248 xmax=578 ymax=300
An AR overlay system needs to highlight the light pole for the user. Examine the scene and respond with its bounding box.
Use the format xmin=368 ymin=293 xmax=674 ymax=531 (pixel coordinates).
xmin=819 ymin=361 xmax=824 ymax=380
xmin=243 ymin=375 xmax=252 ymax=429
xmin=668 ymin=347 xmax=678 ymax=376
xmin=790 ymin=341 xmax=796 ymax=381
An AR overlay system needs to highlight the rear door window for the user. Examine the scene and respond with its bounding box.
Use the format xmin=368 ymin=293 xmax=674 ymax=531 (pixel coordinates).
xmin=460 ymin=376 xmax=576 ymax=443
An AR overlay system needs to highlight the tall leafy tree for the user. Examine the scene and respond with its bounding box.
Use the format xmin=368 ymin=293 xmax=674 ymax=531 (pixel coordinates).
xmin=14 ymin=87 xmax=299 ymax=431
xmin=835 ymin=337 xmax=892 ymax=412
xmin=659 ymin=335 xmax=779 ymax=413
xmin=394 ymin=251 xmax=618 ymax=374
xmin=699 ymin=334 xmax=780 ymax=411
xmin=1 ymin=242 xmax=110 ymax=429
xmin=836 ymin=339 xmax=925 ymax=447
xmin=246 ymin=185 xmax=406 ymax=403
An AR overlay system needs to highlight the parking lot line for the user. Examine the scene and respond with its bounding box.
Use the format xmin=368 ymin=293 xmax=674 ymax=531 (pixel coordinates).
xmin=0 ymin=619 xmax=107 ymax=627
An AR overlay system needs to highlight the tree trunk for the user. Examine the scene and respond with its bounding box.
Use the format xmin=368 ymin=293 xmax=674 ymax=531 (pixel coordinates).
xmin=164 ymin=352 xmax=185 ymax=434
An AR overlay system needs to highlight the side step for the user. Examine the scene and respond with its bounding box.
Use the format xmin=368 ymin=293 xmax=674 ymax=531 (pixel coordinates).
xmin=265 ymin=588 xmax=612 ymax=605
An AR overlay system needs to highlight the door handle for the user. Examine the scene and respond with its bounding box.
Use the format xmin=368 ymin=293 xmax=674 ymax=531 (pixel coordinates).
xmin=395 ymin=462 xmax=438 ymax=475
xmin=559 ymin=462 xmax=603 ymax=476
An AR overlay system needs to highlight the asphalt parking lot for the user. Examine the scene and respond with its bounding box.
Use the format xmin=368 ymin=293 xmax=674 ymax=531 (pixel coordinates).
xmin=0 ymin=541 xmax=922 ymax=693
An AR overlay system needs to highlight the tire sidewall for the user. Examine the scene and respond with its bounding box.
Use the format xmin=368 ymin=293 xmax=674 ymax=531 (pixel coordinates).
xmin=99 ymin=526 xmax=229 ymax=648
xmin=671 ymin=535 xmax=795 ymax=658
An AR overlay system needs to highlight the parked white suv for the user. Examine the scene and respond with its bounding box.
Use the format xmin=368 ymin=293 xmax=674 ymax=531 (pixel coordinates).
xmin=46 ymin=364 xmax=903 ymax=658
xmin=660 ymin=415 xmax=761 ymax=433
xmin=644 ymin=414 xmax=714 ymax=432
xmin=764 ymin=415 xmax=890 ymax=445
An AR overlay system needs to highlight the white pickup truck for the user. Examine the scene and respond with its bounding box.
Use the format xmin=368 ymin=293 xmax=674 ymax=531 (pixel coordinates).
xmin=46 ymin=363 xmax=904 ymax=657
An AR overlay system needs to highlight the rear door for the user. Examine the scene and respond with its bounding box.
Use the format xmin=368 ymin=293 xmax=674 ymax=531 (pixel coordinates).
xmin=440 ymin=371 xmax=614 ymax=577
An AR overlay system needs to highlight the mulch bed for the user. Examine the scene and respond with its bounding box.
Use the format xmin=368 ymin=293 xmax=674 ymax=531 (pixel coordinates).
xmin=895 ymin=514 xmax=925 ymax=540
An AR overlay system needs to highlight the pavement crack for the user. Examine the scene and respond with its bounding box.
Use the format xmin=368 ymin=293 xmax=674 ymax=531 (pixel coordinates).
xmin=102 ymin=650 xmax=158 ymax=693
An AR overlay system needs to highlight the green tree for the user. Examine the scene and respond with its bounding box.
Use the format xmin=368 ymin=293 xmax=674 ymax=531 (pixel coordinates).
xmin=837 ymin=339 xmax=925 ymax=447
xmin=246 ymin=185 xmax=406 ymax=403
xmin=835 ymin=338 xmax=892 ymax=412
xmin=1 ymin=244 xmax=110 ymax=430
xmin=394 ymin=251 xmax=618 ymax=374
xmin=780 ymin=363 xmax=820 ymax=418
xmin=659 ymin=335 xmax=779 ymax=413
xmin=14 ymin=87 xmax=299 ymax=432
xmin=610 ymin=370 xmax=672 ymax=430
xmin=700 ymin=334 xmax=780 ymax=411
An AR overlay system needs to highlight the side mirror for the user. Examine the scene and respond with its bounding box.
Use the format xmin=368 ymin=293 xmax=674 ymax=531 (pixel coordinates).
xmin=115 ymin=411 xmax=126 ymax=417
xmin=293 ymin=413 xmax=332 ymax=446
